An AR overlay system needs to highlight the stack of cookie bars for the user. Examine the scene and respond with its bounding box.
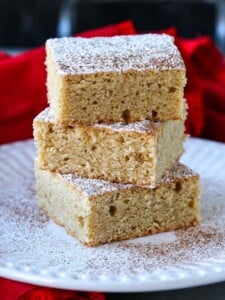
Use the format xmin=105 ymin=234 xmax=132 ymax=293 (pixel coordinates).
xmin=33 ymin=34 xmax=200 ymax=246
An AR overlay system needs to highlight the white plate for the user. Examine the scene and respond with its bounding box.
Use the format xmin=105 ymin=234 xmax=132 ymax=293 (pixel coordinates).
xmin=0 ymin=138 xmax=225 ymax=292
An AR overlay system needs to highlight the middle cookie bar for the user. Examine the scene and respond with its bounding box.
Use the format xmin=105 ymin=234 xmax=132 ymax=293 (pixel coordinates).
xmin=33 ymin=107 xmax=185 ymax=186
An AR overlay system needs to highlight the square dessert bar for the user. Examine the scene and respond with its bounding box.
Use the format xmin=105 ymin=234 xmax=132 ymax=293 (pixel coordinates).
xmin=35 ymin=163 xmax=200 ymax=247
xmin=33 ymin=108 xmax=185 ymax=186
xmin=46 ymin=34 xmax=186 ymax=125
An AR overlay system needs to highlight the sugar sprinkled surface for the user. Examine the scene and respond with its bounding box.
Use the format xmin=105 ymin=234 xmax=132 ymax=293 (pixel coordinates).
xmin=59 ymin=163 xmax=197 ymax=196
xmin=46 ymin=34 xmax=185 ymax=74
xmin=1 ymin=139 xmax=225 ymax=289
xmin=35 ymin=107 xmax=163 ymax=134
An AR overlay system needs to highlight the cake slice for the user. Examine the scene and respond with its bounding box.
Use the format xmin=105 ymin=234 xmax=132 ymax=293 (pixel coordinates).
xmin=35 ymin=163 xmax=200 ymax=247
xmin=46 ymin=34 xmax=186 ymax=125
xmin=33 ymin=108 xmax=185 ymax=186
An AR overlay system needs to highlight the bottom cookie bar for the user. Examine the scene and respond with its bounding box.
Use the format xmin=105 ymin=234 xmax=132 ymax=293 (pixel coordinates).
xmin=35 ymin=163 xmax=200 ymax=247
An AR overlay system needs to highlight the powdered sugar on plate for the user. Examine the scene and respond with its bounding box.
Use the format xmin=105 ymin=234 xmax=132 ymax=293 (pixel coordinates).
xmin=0 ymin=138 xmax=225 ymax=292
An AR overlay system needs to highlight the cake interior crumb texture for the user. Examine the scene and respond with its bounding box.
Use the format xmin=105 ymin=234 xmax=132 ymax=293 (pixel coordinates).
xmin=46 ymin=34 xmax=187 ymax=124
xmin=34 ymin=108 xmax=185 ymax=185
xmin=35 ymin=163 xmax=200 ymax=247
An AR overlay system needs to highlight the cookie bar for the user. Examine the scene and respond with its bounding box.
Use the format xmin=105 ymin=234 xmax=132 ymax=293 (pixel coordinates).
xmin=33 ymin=108 xmax=185 ymax=186
xmin=35 ymin=163 xmax=200 ymax=247
xmin=46 ymin=34 xmax=186 ymax=125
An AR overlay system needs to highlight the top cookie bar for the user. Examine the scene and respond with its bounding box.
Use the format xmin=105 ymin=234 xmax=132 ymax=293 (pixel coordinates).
xmin=46 ymin=34 xmax=186 ymax=125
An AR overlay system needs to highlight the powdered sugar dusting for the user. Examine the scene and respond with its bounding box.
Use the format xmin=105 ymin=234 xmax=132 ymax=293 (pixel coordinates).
xmin=35 ymin=107 xmax=161 ymax=134
xmin=61 ymin=173 xmax=131 ymax=196
xmin=1 ymin=139 xmax=225 ymax=291
xmin=46 ymin=34 xmax=185 ymax=74
xmin=60 ymin=163 xmax=197 ymax=196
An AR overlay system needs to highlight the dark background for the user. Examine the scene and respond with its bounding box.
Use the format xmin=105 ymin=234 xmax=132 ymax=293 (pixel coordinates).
xmin=0 ymin=0 xmax=222 ymax=49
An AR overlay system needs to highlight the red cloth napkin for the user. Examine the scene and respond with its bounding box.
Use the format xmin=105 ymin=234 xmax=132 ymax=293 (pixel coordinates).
xmin=177 ymin=35 xmax=225 ymax=142
xmin=0 ymin=278 xmax=106 ymax=300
